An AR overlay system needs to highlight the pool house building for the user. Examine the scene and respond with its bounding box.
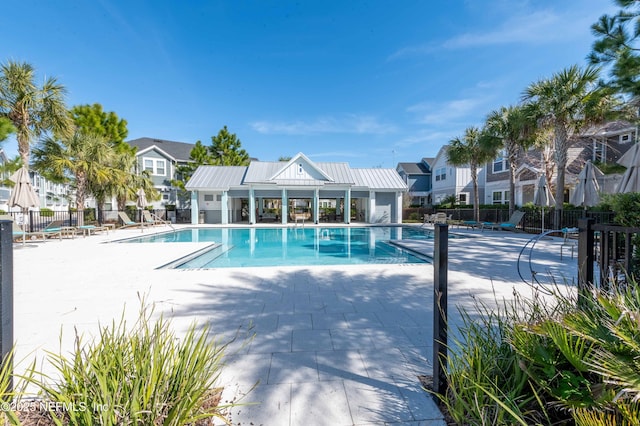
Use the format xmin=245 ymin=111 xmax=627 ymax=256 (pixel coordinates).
xmin=185 ymin=153 xmax=407 ymax=225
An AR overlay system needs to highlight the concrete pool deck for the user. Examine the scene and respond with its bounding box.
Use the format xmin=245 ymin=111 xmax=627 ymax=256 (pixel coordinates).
xmin=11 ymin=223 xmax=578 ymax=425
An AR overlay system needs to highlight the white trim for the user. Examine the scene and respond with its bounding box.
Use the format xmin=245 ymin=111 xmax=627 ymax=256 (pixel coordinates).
xmin=136 ymin=145 xmax=178 ymax=162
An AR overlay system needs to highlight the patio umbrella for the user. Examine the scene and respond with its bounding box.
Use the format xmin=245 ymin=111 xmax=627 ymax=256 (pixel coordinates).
xmin=534 ymin=174 xmax=555 ymax=232
xmin=8 ymin=166 xmax=39 ymax=242
xmin=617 ymin=142 xmax=640 ymax=193
xmin=570 ymin=160 xmax=603 ymax=208
xmin=136 ymin=188 xmax=148 ymax=224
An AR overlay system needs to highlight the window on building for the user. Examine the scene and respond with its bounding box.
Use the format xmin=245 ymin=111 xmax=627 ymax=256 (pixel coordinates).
xmin=204 ymin=194 xmax=214 ymax=202
xmin=216 ymin=195 xmax=222 ymax=202
xmin=458 ymin=193 xmax=467 ymax=204
xmin=298 ymin=163 xmax=304 ymax=174
xmin=162 ymin=193 xmax=169 ymax=201
xmin=492 ymin=191 xmax=503 ymax=204
xmin=620 ymin=133 xmax=632 ymax=144
xmin=143 ymin=158 xmax=166 ymax=176
xmin=593 ymin=141 xmax=606 ymax=163
xmin=435 ymin=167 xmax=446 ymax=181
xmin=493 ymin=153 xmax=508 ymax=173
xmin=492 ymin=191 xmax=510 ymax=205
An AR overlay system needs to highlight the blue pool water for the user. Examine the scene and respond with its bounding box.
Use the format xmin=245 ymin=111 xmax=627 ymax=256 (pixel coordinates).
xmin=120 ymin=226 xmax=433 ymax=269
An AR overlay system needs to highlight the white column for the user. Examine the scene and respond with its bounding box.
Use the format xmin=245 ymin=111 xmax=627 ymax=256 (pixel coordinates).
xmin=190 ymin=191 xmax=199 ymax=225
xmin=344 ymin=189 xmax=351 ymax=224
xmin=313 ymin=188 xmax=319 ymax=224
xmin=221 ymin=191 xmax=228 ymax=225
xmin=281 ymin=188 xmax=288 ymax=224
xmin=369 ymin=191 xmax=376 ymax=223
xmin=395 ymin=191 xmax=403 ymax=224
xmin=249 ymin=187 xmax=255 ymax=224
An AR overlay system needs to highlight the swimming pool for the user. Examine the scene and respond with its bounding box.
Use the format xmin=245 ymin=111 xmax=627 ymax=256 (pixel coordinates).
xmin=120 ymin=226 xmax=433 ymax=269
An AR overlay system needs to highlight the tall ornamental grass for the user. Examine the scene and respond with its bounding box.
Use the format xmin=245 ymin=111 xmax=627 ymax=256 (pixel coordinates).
xmin=432 ymin=281 xmax=640 ymax=425
xmin=430 ymin=292 xmax=550 ymax=425
xmin=29 ymin=303 xmax=231 ymax=426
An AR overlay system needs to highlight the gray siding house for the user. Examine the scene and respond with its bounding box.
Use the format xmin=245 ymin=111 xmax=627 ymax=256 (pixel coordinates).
xmin=127 ymin=137 xmax=195 ymax=208
xmin=396 ymin=159 xmax=432 ymax=206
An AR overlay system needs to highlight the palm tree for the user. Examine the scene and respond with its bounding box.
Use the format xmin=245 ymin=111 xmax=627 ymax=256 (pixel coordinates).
xmin=447 ymin=126 xmax=500 ymax=223
xmin=0 ymin=61 xmax=72 ymax=168
xmin=523 ymin=65 xmax=625 ymax=226
xmin=484 ymin=105 xmax=535 ymax=216
xmin=32 ymin=131 xmax=116 ymax=224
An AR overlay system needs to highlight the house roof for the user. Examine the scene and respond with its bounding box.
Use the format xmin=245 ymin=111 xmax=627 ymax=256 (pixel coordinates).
xmin=397 ymin=162 xmax=430 ymax=175
xmin=127 ymin=137 xmax=195 ymax=162
xmin=185 ymin=154 xmax=406 ymax=192
xmin=186 ymin=166 xmax=247 ymax=190
xmin=350 ymin=168 xmax=407 ymax=190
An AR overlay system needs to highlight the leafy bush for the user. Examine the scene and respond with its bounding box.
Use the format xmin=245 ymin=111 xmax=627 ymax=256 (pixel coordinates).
xmin=39 ymin=208 xmax=54 ymax=218
xmin=430 ymin=294 xmax=548 ymax=425
xmin=602 ymin=192 xmax=640 ymax=227
xmin=29 ymin=302 xmax=232 ymax=425
xmin=433 ymin=280 xmax=640 ymax=425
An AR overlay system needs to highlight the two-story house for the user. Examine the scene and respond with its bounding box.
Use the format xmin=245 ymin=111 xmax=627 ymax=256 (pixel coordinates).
xmin=430 ymin=145 xmax=485 ymax=206
xmin=485 ymin=121 xmax=637 ymax=206
xmin=127 ymin=137 xmax=196 ymax=209
xmin=396 ymin=158 xmax=432 ymax=206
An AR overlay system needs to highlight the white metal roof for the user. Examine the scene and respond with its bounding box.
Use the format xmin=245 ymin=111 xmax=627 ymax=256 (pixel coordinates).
xmin=185 ymin=157 xmax=407 ymax=192
xmin=350 ymin=168 xmax=408 ymax=190
xmin=185 ymin=166 xmax=247 ymax=190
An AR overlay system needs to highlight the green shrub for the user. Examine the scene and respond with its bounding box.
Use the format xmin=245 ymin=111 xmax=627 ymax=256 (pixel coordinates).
xmin=430 ymin=295 xmax=547 ymax=425
xmin=408 ymin=212 xmax=419 ymax=221
xmin=435 ymin=280 xmax=640 ymax=425
xmin=0 ymin=350 xmax=22 ymax=425
xmin=39 ymin=208 xmax=54 ymax=218
xmin=30 ymin=302 xmax=233 ymax=425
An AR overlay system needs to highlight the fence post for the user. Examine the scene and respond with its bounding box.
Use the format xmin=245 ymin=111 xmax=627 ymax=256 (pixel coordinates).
xmin=578 ymin=218 xmax=595 ymax=305
xmin=432 ymin=223 xmax=448 ymax=396
xmin=0 ymin=221 xmax=13 ymax=392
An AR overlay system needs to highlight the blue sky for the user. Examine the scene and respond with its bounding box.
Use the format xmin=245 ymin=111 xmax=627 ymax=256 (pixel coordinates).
xmin=1 ymin=0 xmax=615 ymax=168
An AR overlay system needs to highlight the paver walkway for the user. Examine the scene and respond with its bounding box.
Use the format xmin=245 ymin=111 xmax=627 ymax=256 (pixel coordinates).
xmin=11 ymin=225 xmax=577 ymax=425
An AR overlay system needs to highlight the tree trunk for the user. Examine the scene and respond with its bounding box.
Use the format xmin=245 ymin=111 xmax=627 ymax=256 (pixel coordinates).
xmin=553 ymin=124 xmax=569 ymax=228
xmin=17 ymin=132 xmax=30 ymax=169
xmin=508 ymin=143 xmax=518 ymax=217
xmin=471 ymin=164 xmax=479 ymax=223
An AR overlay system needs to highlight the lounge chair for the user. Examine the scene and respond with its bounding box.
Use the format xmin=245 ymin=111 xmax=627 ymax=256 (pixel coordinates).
xmin=118 ymin=211 xmax=144 ymax=229
xmin=0 ymin=215 xmax=28 ymax=243
xmin=76 ymin=223 xmax=110 ymax=237
xmin=481 ymin=210 xmax=526 ymax=232
xmin=31 ymin=220 xmax=73 ymax=240
xmin=560 ymin=227 xmax=579 ymax=259
xmin=142 ymin=210 xmax=170 ymax=226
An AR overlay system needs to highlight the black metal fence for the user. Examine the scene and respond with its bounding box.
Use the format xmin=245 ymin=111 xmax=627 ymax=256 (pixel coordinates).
xmin=404 ymin=207 xmax=615 ymax=233
xmin=577 ymin=218 xmax=640 ymax=290
xmin=3 ymin=208 xmax=192 ymax=232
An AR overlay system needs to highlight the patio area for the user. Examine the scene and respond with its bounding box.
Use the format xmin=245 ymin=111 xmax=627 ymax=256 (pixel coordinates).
xmin=10 ymin=224 xmax=578 ymax=425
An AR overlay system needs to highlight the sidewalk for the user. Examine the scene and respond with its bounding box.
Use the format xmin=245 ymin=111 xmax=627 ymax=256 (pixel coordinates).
xmin=11 ymin=225 xmax=577 ymax=425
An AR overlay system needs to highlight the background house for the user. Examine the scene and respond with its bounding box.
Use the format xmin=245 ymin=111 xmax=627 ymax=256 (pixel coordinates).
xmin=396 ymin=159 xmax=432 ymax=206
xmin=484 ymin=121 xmax=638 ymax=206
xmin=127 ymin=137 xmax=195 ymax=209
xmin=429 ymin=146 xmax=485 ymax=206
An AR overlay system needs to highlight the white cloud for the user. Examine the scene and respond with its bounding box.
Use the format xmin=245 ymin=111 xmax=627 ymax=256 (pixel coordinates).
xmin=250 ymin=114 xmax=396 ymax=135
xmin=389 ymin=3 xmax=608 ymax=60
xmin=408 ymin=97 xmax=486 ymax=125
